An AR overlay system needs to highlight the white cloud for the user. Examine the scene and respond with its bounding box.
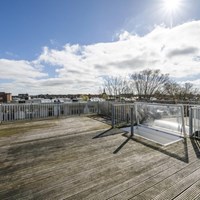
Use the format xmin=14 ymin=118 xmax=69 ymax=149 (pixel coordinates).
xmin=1 ymin=20 xmax=200 ymax=95
xmin=0 ymin=59 xmax=47 ymax=81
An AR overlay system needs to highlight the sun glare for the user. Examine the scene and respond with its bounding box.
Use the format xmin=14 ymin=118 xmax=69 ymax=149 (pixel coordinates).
xmin=161 ymin=0 xmax=184 ymax=28
xmin=163 ymin=0 xmax=181 ymax=12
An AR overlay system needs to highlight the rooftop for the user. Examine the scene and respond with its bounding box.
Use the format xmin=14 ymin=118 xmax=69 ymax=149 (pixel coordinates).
xmin=0 ymin=116 xmax=200 ymax=199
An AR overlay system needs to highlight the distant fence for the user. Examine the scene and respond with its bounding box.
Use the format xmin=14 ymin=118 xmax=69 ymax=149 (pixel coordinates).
xmin=0 ymin=102 xmax=103 ymax=123
xmin=0 ymin=101 xmax=134 ymax=126
xmin=0 ymin=101 xmax=130 ymax=124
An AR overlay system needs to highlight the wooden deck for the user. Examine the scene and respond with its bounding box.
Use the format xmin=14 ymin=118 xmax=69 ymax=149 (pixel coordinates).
xmin=0 ymin=116 xmax=200 ymax=200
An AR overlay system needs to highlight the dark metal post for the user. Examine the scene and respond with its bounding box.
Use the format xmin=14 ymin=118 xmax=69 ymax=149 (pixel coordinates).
xmin=78 ymin=103 xmax=80 ymax=116
xmin=0 ymin=104 xmax=2 ymax=124
xmin=181 ymin=105 xmax=186 ymax=138
xmin=131 ymin=107 xmax=134 ymax=136
xmin=57 ymin=102 xmax=60 ymax=118
xmin=189 ymin=108 xmax=193 ymax=137
xmin=108 ymin=101 xmax=109 ymax=117
xmin=126 ymin=113 xmax=129 ymax=124
xmin=30 ymin=103 xmax=33 ymax=120
xmin=97 ymin=101 xmax=100 ymax=115
xmin=135 ymin=103 xmax=138 ymax=125
xmin=111 ymin=105 xmax=115 ymax=128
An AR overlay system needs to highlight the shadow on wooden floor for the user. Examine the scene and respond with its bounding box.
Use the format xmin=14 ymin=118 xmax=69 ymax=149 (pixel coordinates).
xmin=93 ymin=128 xmax=127 ymax=139
xmin=190 ymin=138 xmax=200 ymax=159
xmin=113 ymin=136 xmax=132 ymax=154
xmin=111 ymin=131 xmax=189 ymax=163
xmin=88 ymin=115 xmax=112 ymax=126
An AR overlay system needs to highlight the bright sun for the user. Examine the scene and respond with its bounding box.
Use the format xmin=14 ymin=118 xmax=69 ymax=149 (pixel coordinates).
xmin=161 ymin=0 xmax=184 ymax=28
xmin=164 ymin=0 xmax=181 ymax=12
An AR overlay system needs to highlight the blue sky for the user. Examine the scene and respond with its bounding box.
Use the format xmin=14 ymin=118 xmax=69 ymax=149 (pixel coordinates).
xmin=1 ymin=0 xmax=200 ymax=95
xmin=0 ymin=0 xmax=152 ymax=59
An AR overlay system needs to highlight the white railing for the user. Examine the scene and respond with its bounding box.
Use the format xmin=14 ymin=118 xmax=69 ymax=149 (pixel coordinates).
xmin=0 ymin=102 xmax=101 ymax=123
xmin=134 ymin=102 xmax=186 ymax=137
xmin=2 ymin=101 xmax=199 ymax=136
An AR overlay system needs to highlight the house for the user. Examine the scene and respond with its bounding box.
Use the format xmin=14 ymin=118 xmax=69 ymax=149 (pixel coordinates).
xmin=18 ymin=93 xmax=30 ymax=100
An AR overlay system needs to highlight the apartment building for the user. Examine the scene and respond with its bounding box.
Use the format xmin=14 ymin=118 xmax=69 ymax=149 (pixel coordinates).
xmin=0 ymin=92 xmax=12 ymax=103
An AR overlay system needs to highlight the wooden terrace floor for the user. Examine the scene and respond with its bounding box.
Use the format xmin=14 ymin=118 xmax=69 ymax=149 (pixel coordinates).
xmin=0 ymin=116 xmax=200 ymax=200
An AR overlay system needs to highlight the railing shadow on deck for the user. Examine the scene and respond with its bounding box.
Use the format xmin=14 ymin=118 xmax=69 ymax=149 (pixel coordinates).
xmin=113 ymin=132 xmax=189 ymax=163
xmin=88 ymin=115 xmax=112 ymax=126
xmin=113 ymin=136 xmax=132 ymax=154
xmin=93 ymin=128 xmax=127 ymax=139
xmin=190 ymin=137 xmax=200 ymax=159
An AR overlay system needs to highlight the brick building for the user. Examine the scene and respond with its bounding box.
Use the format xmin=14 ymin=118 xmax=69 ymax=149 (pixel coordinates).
xmin=0 ymin=92 xmax=12 ymax=103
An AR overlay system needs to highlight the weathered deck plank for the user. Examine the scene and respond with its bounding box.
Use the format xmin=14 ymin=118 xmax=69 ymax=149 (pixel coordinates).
xmin=0 ymin=116 xmax=200 ymax=200
xmin=152 ymin=167 xmax=200 ymax=200
xmin=174 ymin=179 xmax=200 ymax=200
xmin=26 ymin=139 xmax=188 ymax=199
xmin=130 ymin=160 xmax=200 ymax=200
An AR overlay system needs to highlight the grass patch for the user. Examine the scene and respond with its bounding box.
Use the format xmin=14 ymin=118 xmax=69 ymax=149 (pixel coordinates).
xmin=0 ymin=124 xmax=55 ymax=137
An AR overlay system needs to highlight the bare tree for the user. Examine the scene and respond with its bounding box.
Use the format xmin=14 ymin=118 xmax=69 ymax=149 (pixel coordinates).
xmin=130 ymin=69 xmax=169 ymax=99
xmin=163 ymin=81 xmax=199 ymax=100
xmin=179 ymin=82 xmax=198 ymax=100
xmin=163 ymin=81 xmax=181 ymax=99
xmin=102 ymin=76 xmax=130 ymax=99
